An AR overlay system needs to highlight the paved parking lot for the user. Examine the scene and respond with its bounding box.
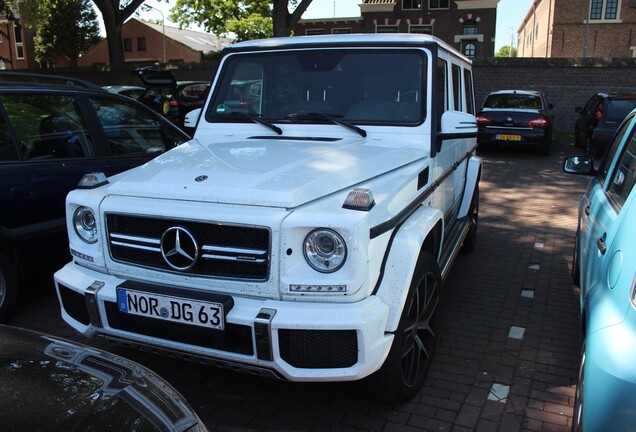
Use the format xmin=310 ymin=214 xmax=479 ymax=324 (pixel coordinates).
xmin=8 ymin=139 xmax=590 ymax=431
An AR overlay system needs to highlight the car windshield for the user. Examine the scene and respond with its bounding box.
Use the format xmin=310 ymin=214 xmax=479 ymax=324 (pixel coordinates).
xmin=605 ymin=98 xmax=636 ymax=121
xmin=483 ymin=93 xmax=543 ymax=110
xmin=207 ymin=49 xmax=427 ymax=125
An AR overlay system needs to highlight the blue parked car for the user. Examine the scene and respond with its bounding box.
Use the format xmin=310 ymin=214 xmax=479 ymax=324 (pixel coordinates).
xmin=564 ymin=108 xmax=636 ymax=431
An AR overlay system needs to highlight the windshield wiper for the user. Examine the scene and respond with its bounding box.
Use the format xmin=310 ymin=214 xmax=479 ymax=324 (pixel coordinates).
xmin=219 ymin=111 xmax=282 ymax=135
xmin=286 ymin=112 xmax=367 ymax=138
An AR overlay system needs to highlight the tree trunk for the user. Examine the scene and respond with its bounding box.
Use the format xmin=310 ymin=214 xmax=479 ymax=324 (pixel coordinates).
xmin=272 ymin=0 xmax=314 ymax=37
xmin=92 ymin=0 xmax=145 ymax=67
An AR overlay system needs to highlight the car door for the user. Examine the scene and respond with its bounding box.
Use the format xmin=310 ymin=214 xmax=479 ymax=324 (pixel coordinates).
xmin=0 ymin=92 xmax=109 ymax=273
xmin=580 ymin=113 xmax=636 ymax=294
xmin=575 ymin=95 xmax=601 ymax=146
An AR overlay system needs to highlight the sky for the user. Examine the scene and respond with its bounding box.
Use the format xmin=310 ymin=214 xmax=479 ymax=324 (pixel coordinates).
xmin=135 ymin=0 xmax=534 ymax=51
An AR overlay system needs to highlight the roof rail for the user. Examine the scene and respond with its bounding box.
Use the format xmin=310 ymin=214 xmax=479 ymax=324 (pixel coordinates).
xmin=0 ymin=71 xmax=103 ymax=91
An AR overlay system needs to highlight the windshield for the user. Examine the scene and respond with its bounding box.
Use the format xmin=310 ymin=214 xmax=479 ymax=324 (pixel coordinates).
xmin=207 ymin=49 xmax=427 ymax=125
xmin=483 ymin=93 xmax=543 ymax=110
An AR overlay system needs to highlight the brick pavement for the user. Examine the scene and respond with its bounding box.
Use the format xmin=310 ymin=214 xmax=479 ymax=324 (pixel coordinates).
xmin=7 ymin=139 xmax=590 ymax=431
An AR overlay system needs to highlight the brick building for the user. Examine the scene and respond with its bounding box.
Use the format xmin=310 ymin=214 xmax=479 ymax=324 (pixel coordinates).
xmin=295 ymin=0 xmax=499 ymax=58
xmin=78 ymin=18 xmax=232 ymax=67
xmin=0 ymin=15 xmax=38 ymax=70
xmin=518 ymin=0 xmax=636 ymax=58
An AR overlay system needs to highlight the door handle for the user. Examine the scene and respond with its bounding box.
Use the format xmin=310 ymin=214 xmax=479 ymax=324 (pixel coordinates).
xmin=597 ymin=234 xmax=607 ymax=255
xmin=10 ymin=186 xmax=34 ymax=200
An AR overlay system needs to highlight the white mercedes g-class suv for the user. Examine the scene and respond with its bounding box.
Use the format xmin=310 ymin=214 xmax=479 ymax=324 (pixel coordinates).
xmin=55 ymin=34 xmax=481 ymax=402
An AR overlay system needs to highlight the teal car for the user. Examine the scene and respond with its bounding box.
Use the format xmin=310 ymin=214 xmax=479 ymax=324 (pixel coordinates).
xmin=564 ymin=108 xmax=636 ymax=431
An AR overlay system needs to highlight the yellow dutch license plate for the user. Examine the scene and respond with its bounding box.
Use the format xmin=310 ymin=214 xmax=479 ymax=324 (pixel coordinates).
xmin=496 ymin=134 xmax=522 ymax=141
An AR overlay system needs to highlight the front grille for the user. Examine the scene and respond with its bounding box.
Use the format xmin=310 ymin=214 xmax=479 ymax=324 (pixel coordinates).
xmin=106 ymin=214 xmax=270 ymax=280
xmin=59 ymin=284 xmax=90 ymax=326
xmin=278 ymin=329 xmax=358 ymax=369
xmin=104 ymin=302 xmax=254 ymax=355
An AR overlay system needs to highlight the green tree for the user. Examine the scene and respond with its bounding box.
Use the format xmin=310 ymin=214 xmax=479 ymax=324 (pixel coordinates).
xmin=495 ymin=45 xmax=517 ymax=58
xmin=34 ymin=0 xmax=101 ymax=67
xmin=169 ymin=0 xmax=313 ymax=42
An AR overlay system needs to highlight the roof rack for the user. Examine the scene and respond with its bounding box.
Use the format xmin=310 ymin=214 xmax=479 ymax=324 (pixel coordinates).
xmin=0 ymin=71 xmax=103 ymax=91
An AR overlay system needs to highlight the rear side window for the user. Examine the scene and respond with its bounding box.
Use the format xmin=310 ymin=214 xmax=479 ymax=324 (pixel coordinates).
xmin=1 ymin=94 xmax=92 ymax=160
xmin=90 ymin=97 xmax=187 ymax=156
xmin=435 ymin=59 xmax=448 ymax=128
xmin=463 ymin=69 xmax=475 ymax=114
xmin=451 ymin=64 xmax=461 ymax=111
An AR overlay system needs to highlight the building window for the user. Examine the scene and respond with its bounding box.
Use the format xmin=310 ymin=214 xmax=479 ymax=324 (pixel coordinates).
xmin=13 ymin=23 xmax=24 ymax=60
xmin=332 ymin=28 xmax=352 ymax=34
xmin=137 ymin=37 xmax=146 ymax=51
xmin=429 ymin=0 xmax=450 ymax=9
xmin=377 ymin=25 xmax=399 ymax=33
xmin=403 ymin=0 xmax=423 ymax=10
xmin=123 ymin=38 xmax=132 ymax=52
xmin=463 ymin=24 xmax=478 ymax=35
xmin=411 ymin=25 xmax=433 ymax=34
xmin=463 ymin=41 xmax=477 ymax=58
xmin=306 ymin=29 xmax=325 ymax=35
xmin=590 ymin=0 xmax=619 ymax=20
xmin=535 ymin=23 xmax=539 ymax=39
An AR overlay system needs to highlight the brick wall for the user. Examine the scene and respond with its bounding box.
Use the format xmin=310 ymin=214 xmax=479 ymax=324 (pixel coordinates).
xmin=473 ymin=57 xmax=636 ymax=131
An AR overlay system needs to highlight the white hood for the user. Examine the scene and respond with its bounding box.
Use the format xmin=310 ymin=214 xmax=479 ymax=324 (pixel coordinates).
xmin=107 ymin=136 xmax=424 ymax=208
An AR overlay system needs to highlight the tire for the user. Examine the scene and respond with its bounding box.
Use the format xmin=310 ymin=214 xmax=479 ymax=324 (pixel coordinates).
xmin=461 ymin=186 xmax=479 ymax=253
xmin=572 ymin=340 xmax=585 ymax=432
xmin=0 ymin=250 xmax=18 ymax=322
xmin=572 ymin=229 xmax=581 ymax=286
xmin=360 ymin=252 xmax=442 ymax=403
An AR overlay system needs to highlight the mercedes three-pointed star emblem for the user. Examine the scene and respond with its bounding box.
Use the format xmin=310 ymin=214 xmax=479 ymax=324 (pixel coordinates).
xmin=160 ymin=227 xmax=199 ymax=270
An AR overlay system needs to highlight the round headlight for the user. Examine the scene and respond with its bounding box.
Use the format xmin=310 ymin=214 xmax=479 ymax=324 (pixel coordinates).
xmin=303 ymin=229 xmax=347 ymax=273
xmin=73 ymin=207 xmax=98 ymax=244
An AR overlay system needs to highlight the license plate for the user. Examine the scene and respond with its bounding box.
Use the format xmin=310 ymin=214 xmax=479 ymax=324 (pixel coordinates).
xmin=496 ymin=134 xmax=522 ymax=141
xmin=117 ymin=288 xmax=225 ymax=330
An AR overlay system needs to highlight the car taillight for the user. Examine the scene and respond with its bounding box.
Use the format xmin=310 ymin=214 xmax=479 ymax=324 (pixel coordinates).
xmin=476 ymin=115 xmax=492 ymax=125
xmin=528 ymin=116 xmax=549 ymax=128
xmin=595 ymin=103 xmax=604 ymax=121
xmin=169 ymin=100 xmax=179 ymax=107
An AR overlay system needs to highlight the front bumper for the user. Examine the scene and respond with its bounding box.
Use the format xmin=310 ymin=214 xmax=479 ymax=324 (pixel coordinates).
xmin=54 ymin=262 xmax=393 ymax=382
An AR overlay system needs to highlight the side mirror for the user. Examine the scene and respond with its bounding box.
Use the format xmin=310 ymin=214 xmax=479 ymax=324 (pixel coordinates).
xmin=437 ymin=111 xmax=478 ymax=154
xmin=548 ymin=103 xmax=554 ymax=110
xmin=184 ymin=108 xmax=202 ymax=129
xmin=563 ymin=155 xmax=595 ymax=175
xmin=575 ymin=106 xmax=583 ymax=114
xmin=440 ymin=110 xmax=478 ymax=134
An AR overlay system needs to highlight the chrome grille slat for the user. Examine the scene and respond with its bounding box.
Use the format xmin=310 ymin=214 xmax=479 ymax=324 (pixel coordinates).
xmin=106 ymin=214 xmax=271 ymax=280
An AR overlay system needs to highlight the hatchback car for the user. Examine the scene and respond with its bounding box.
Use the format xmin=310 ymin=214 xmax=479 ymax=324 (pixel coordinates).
xmin=0 ymin=71 xmax=189 ymax=320
xmin=574 ymin=92 xmax=636 ymax=159
xmin=476 ymin=90 xmax=554 ymax=155
xmin=0 ymin=324 xmax=206 ymax=431
xmin=564 ymin=108 xmax=636 ymax=431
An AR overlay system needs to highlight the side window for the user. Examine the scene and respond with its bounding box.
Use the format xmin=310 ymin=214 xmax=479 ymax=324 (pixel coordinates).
xmin=0 ymin=94 xmax=91 ymax=160
xmin=436 ymin=58 xmax=448 ymax=129
xmin=463 ymin=69 xmax=475 ymax=114
xmin=90 ymin=97 xmax=186 ymax=156
xmin=451 ymin=64 xmax=462 ymax=111
xmin=607 ymin=130 xmax=636 ymax=210
xmin=598 ymin=116 xmax=632 ymax=184
xmin=0 ymin=110 xmax=19 ymax=161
